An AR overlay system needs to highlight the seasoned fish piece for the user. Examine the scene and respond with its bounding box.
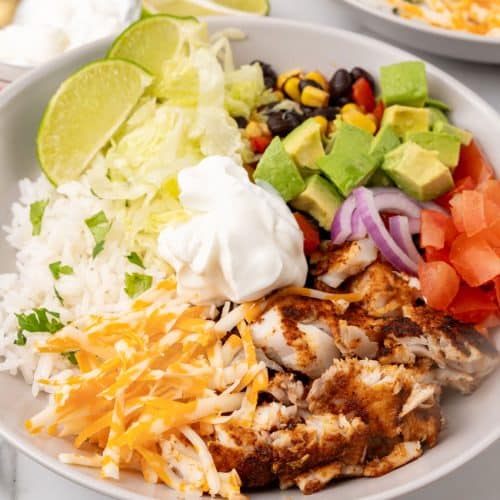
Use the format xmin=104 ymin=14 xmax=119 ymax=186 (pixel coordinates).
xmin=400 ymin=305 xmax=499 ymax=392
xmin=294 ymin=441 xmax=422 ymax=493
xmin=348 ymin=261 xmax=419 ymax=317
xmin=265 ymin=372 xmax=307 ymax=408
xmin=307 ymin=359 xmax=442 ymax=456
xmin=207 ymin=425 xmax=274 ymax=488
xmin=271 ymin=413 xmax=368 ymax=487
xmin=310 ymin=238 xmax=378 ymax=289
xmin=249 ymin=295 xmax=341 ymax=378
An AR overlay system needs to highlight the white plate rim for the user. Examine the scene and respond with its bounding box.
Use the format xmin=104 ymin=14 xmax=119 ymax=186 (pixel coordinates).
xmin=340 ymin=0 xmax=500 ymax=45
xmin=0 ymin=14 xmax=499 ymax=500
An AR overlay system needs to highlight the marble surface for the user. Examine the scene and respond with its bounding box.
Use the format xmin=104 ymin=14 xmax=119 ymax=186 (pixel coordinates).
xmin=1 ymin=0 xmax=500 ymax=499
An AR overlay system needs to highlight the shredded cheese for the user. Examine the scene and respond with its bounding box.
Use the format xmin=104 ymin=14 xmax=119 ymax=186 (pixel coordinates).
xmin=26 ymin=280 xmax=267 ymax=499
xmin=388 ymin=0 xmax=500 ymax=35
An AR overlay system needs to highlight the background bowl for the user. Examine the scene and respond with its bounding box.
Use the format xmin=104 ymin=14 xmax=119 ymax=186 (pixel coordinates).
xmin=340 ymin=0 xmax=500 ymax=64
xmin=0 ymin=15 xmax=499 ymax=500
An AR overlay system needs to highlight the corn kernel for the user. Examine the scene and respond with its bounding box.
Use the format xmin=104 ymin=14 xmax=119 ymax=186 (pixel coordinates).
xmin=342 ymin=110 xmax=377 ymax=135
xmin=276 ymin=68 xmax=303 ymax=91
xmin=245 ymin=121 xmax=263 ymax=138
xmin=283 ymin=76 xmax=301 ymax=102
xmin=301 ymin=86 xmax=329 ymax=108
xmin=273 ymin=90 xmax=285 ymax=101
xmin=305 ymin=71 xmax=329 ymax=91
xmin=313 ymin=116 xmax=329 ymax=136
xmin=341 ymin=103 xmax=362 ymax=114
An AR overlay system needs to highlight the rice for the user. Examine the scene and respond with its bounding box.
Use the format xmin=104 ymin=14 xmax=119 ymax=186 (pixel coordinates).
xmin=0 ymin=174 xmax=165 ymax=394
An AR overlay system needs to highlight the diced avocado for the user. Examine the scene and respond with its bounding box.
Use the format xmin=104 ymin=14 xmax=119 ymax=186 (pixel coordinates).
xmin=254 ymin=137 xmax=305 ymax=201
xmin=433 ymin=121 xmax=472 ymax=146
xmin=283 ymin=118 xmax=325 ymax=168
xmin=380 ymin=61 xmax=428 ymax=107
xmin=291 ymin=175 xmax=344 ymax=230
xmin=382 ymin=142 xmax=454 ymax=201
xmin=425 ymin=97 xmax=451 ymax=112
xmin=428 ymin=107 xmax=449 ymax=126
xmin=405 ymin=131 xmax=461 ymax=168
xmin=369 ymin=124 xmax=401 ymax=166
xmin=382 ymin=105 xmax=430 ymax=137
xmin=367 ymin=169 xmax=395 ymax=187
xmin=317 ymin=122 xmax=378 ymax=197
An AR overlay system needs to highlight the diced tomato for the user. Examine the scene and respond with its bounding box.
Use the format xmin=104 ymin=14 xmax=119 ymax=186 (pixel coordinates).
xmin=461 ymin=190 xmax=487 ymax=236
xmin=448 ymin=284 xmax=498 ymax=324
xmin=481 ymin=218 xmax=500 ymax=250
xmin=453 ymin=140 xmax=494 ymax=188
xmin=425 ymin=246 xmax=450 ymax=263
xmin=293 ymin=212 xmax=320 ymax=256
xmin=250 ymin=135 xmax=272 ymax=154
xmin=419 ymin=261 xmax=460 ymax=310
xmin=495 ymin=277 xmax=500 ymax=307
xmin=373 ymin=100 xmax=385 ymax=125
xmin=449 ymin=193 xmax=465 ymax=232
xmin=480 ymin=179 xmax=500 ymax=206
xmin=420 ymin=210 xmax=457 ymax=249
xmin=449 ymin=233 xmax=500 ymax=287
xmin=352 ymin=78 xmax=376 ymax=113
xmin=435 ymin=176 xmax=475 ymax=209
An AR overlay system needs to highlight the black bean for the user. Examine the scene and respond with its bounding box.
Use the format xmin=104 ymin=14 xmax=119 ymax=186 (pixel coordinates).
xmin=302 ymin=106 xmax=339 ymax=120
xmin=234 ymin=116 xmax=248 ymax=129
xmin=252 ymin=60 xmax=277 ymax=89
xmin=331 ymin=96 xmax=351 ymax=107
xmin=266 ymin=110 xmax=303 ymax=137
xmin=350 ymin=66 xmax=376 ymax=91
xmin=264 ymin=75 xmax=276 ymax=89
xmin=329 ymin=69 xmax=353 ymax=99
xmin=299 ymin=78 xmax=323 ymax=93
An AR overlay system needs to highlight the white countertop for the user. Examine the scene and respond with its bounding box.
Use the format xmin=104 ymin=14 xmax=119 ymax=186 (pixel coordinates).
xmin=1 ymin=0 xmax=500 ymax=499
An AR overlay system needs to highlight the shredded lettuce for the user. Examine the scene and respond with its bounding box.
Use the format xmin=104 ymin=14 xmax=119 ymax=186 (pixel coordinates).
xmin=225 ymin=63 xmax=265 ymax=119
xmin=83 ymin=29 xmax=262 ymax=268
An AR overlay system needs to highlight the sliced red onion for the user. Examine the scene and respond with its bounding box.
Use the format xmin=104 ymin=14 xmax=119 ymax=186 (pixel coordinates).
xmin=408 ymin=217 xmax=420 ymax=234
xmin=419 ymin=200 xmax=449 ymax=215
xmin=354 ymin=187 xmax=419 ymax=275
xmin=349 ymin=208 xmax=367 ymax=240
xmin=373 ymin=188 xmax=421 ymax=218
xmin=389 ymin=215 xmax=424 ymax=265
xmin=331 ymin=194 xmax=356 ymax=244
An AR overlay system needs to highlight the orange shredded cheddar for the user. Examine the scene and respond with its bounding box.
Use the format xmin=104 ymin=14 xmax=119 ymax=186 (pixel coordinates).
xmin=26 ymin=281 xmax=267 ymax=499
xmin=388 ymin=0 xmax=500 ymax=35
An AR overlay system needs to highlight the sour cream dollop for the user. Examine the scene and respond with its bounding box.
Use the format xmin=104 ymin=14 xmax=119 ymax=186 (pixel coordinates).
xmin=0 ymin=0 xmax=141 ymax=66
xmin=158 ymin=156 xmax=308 ymax=304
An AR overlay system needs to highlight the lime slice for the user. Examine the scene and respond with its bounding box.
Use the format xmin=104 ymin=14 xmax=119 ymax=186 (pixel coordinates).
xmin=107 ymin=15 xmax=205 ymax=82
xmin=37 ymin=60 xmax=152 ymax=186
xmin=143 ymin=0 xmax=268 ymax=16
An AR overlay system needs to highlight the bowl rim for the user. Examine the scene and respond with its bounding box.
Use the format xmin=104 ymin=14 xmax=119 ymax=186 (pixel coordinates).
xmin=0 ymin=14 xmax=499 ymax=500
xmin=341 ymin=0 xmax=500 ymax=45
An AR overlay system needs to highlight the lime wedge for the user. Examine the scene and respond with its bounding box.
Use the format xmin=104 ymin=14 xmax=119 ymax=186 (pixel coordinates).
xmin=213 ymin=0 xmax=269 ymax=14
xmin=107 ymin=15 xmax=205 ymax=82
xmin=37 ymin=60 xmax=152 ymax=186
xmin=143 ymin=0 xmax=269 ymax=16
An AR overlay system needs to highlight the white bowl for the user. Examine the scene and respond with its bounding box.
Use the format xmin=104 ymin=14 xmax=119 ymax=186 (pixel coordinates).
xmin=340 ymin=0 xmax=500 ymax=64
xmin=0 ymin=15 xmax=499 ymax=500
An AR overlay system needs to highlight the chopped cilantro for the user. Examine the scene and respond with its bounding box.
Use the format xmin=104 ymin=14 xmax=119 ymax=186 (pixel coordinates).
xmin=127 ymin=252 xmax=145 ymax=269
xmin=16 ymin=308 xmax=64 ymax=334
xmin=85 ymin=211 xmax=111 ymax=259
xmin=124 ymin=273 xmax=153 ymax=298
xmin=62 ymin=351 xmax=78 ymax=366
xmin=29 ymin=199 xmax=49 ymax=236
xmin=14 ymin=330 xmax=27 ymax=346
xmin=54 ymin=286 xmax=64 ymax=306
xmin=49 ymin=261 xmax=74 ymax=280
